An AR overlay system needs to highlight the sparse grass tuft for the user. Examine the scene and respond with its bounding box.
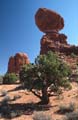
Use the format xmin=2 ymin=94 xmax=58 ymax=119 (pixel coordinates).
xmin=59 ymin=102 xmax=75 ymax=114
xmin=33 ymin=112 xmax=52 ymax=120
xmin=0 ymin=90 xmax=8 ymax=96
xmin=64 ymin=110 xmax=78 ymax=120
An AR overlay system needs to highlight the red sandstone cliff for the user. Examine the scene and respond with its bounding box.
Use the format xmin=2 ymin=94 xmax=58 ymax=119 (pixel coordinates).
xmin=8 ymin=53 xmax=30 ymax=74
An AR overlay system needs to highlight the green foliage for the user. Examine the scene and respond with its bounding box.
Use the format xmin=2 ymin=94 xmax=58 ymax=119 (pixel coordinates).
xmin=3 ymin=73 xmax=18 ymax=84
xmin=20 ymin=51 xmax=71 ymax=103
xmin=20 ymin=51 xmax=71 ymax=90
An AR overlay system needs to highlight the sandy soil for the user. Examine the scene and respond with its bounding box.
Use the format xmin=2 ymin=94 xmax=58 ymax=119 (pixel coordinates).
xmin=0 ymin=82 xmax=78 ymax=120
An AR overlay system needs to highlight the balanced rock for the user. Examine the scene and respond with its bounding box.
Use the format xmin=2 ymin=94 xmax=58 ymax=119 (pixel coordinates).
xmin=35 ymin=8 xmax=78 ymax=56
xmin=35 ymin=8 xmax=64 ymax=33
xmin=8 ymin=53 xmax=30 ymax=74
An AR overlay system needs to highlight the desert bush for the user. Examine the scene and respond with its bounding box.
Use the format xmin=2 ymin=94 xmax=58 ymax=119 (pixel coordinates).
xmin=64 ymin=110 xmax=78 ymax=120
xmin=33 ymin=112 xmax=52 ymax=120
xmin=0 ymin=90 xmax=8 ymax=96
xmin=3 ymin=73 xmax=18 ymax=84
xmin=1 ymin=95 xmax=11 ymax=105
xmin=0 ymin=75 xmax=3 ymax=84
xmin=9 ymin=110 xmax=23 ymax=118
xmin=10 ymin=111 xmax=18 ymax=118
xmin=0 ymin=108 xmax=23 ymax=119
xmin=59 ymin=102 xmax=75 ymax=114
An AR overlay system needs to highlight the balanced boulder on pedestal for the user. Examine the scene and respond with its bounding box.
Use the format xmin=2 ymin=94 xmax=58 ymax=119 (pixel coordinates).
xmin=35 ymin=8 xmax=64 ymax=33
xmin=35 ymin=8 xmax=78 ymax=56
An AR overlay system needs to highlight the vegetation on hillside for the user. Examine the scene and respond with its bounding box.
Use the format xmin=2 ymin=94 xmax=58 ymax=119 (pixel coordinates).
xmin=3 ymin=73 xmax=18 ymax=84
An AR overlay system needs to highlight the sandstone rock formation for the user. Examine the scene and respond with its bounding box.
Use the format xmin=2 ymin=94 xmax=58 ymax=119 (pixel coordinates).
xmin=35 ymin=8 xmax=64 ymax=33
xmin=8 ymin=53 xmax=29 ymax=74
xmin=35 ymin=8 xmax=78 ymax=56
xmin=40 ymin=33 xmax=78 ymax=55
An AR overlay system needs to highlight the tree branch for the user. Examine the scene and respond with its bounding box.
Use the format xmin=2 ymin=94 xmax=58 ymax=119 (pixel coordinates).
xmin=31 ymin=90 xmax=42 ymax=99
xmin=48 ymin=93 xmax=57 ymax=97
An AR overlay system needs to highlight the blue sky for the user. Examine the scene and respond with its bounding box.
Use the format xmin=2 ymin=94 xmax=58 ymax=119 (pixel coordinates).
xmin=0 ymin=0 xmax=78 ymax=75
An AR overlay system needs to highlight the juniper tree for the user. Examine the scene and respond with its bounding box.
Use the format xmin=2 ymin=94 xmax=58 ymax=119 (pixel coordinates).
xmin=20 ymin=51 xmax=71 ymax=104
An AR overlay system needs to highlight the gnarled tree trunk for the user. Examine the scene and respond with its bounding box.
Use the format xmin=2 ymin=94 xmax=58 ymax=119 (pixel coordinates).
xmin=41 ymin=86 xmax=49 ymax=104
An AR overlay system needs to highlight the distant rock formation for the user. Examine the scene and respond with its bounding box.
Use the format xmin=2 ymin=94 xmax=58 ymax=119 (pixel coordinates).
xmin=35 ymin=8 xmax=78 ymax=56
xmin=8 ymin=53 xmax=30 ymax=74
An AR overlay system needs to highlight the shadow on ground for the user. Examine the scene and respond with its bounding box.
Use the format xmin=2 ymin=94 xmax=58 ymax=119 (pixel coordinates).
xmin=0 ymin=102 xmax=53 ymax=119
xmin=7 ymin=85 xmax=25 ymax=93
xmin=55 ymin=108 xmax=74 ymax=115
